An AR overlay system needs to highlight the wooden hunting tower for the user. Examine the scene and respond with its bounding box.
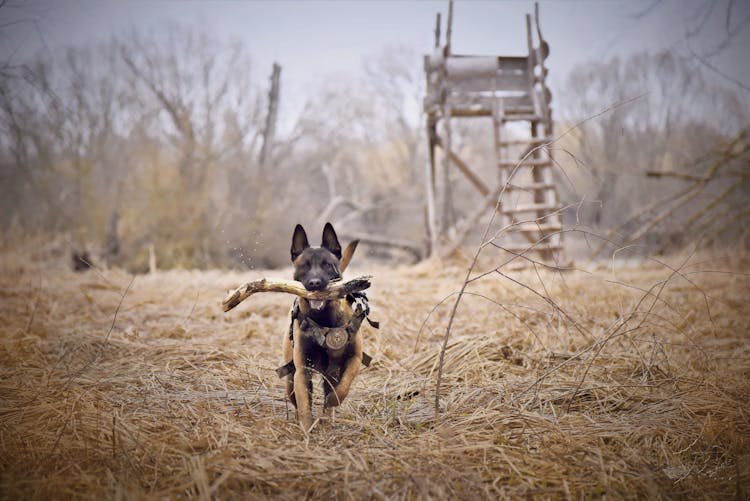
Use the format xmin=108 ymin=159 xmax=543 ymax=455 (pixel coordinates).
xmin=423 ymin=3 xmax=562 ymax=259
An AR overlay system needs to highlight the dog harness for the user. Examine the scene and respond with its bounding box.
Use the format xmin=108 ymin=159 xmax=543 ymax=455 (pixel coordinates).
xmin=275 ymin=292 xmax=378 ymax=378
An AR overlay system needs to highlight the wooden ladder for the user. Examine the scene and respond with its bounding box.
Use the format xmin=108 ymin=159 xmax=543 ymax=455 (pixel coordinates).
xmin=491 ymin=9 xmax=562 ymax=260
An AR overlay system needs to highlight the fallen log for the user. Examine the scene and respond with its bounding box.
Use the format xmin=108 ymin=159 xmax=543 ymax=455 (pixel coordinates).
xmin=222 ymin=275 xmax=372 ymax=312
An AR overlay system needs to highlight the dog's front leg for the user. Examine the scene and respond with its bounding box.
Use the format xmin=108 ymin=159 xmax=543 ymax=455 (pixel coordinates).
xmin=293 ymin=368 xmax=313 ymax=431
xmin=324 ymin=356 xmax=360 ymax=409
xmin=282 ymin=330 xmax=296 ymax=406
xmin=324 ymin=335 xmax=362 ymax=410
xmin=292 ymin=323 xmax=314 ymax=431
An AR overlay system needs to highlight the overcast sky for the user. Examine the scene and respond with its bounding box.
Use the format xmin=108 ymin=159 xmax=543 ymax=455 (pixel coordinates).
xmin=2 ymin=0 xmax=749 ymax=124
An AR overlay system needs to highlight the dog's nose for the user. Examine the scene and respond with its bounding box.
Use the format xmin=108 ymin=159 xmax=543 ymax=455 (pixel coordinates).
xmin=306 ymin=278 xmax=324 ymax=290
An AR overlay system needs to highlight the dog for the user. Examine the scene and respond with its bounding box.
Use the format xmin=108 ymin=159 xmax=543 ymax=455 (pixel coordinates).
xmin=281 ymin=222 xmax=363 ymax=431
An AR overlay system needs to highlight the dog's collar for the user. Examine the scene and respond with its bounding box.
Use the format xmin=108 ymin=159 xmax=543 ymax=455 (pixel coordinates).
xmin=287 ymin=294 xmax=379 ymax=343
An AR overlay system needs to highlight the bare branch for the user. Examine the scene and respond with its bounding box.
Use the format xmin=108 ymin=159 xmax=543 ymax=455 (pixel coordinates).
xmin=222 ymin=275 xmax=372 ymax=312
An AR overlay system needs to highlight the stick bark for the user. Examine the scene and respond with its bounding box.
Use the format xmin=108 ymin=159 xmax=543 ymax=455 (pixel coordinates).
xmin=222 ymin=276 xmax=372 ymax=312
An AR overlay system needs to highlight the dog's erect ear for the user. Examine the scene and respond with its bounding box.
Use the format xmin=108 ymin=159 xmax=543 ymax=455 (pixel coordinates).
xmin=321 ymin=222 xmax=342 ymax=259
xmin=339 ymin=239 xmax=359 ymax=272
xmin=291 ymin=224 xmax=310 ymax=262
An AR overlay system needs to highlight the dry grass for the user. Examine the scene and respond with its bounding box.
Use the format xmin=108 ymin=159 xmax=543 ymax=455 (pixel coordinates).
xmin=1 ymin=244 xmax=749 ymax=499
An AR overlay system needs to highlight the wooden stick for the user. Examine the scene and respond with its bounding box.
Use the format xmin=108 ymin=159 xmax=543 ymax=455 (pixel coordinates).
xmin=222 ymin=276 xmax=372 ymax=312
xmin=434 ymin=136 xmax=491 ymax=196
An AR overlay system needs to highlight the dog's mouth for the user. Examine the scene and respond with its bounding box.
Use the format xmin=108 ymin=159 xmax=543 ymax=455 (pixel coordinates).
xmin=308 ymin=299 xmax=327 ymax=311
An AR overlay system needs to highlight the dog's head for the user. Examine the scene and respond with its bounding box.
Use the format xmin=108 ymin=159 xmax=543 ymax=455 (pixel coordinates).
xmin=291 ymin=222 xmax=358 ymax=311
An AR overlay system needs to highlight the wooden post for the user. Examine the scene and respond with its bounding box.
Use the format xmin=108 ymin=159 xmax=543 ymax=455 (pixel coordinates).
xmin=492 ymin=98 xmax=507 ymax=228
xmin=434 ymin=12 xmax=441 ymax=49
xmin=425 ymin=120 xmax=439 ymax=256
xmin=525 ymin=14 xmax=539 ymax=118
xmin=440 ymin=0 xmax=455 ymax=238
xmin=533 ymin=3 xmax=552 ymax=128
xmin=440 ymin=109 xmax=454 ymax=236
xmin=259 ymin=62 xmax=281 ymax=168
xmin=446 ymin=0 xmax=453 ymax=54
xmin=526 ymin=13 xmax=545 ymax=219
xmin=528 ymin=8 xmax=556 ymax=259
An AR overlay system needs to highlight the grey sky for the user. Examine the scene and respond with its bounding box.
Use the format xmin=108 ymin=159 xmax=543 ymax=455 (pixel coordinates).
xmin=2 ymin=0 xmax=748 ymax=124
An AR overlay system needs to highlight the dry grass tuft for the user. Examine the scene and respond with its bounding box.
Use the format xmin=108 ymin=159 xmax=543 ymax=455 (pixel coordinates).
xmin=1 ymin=246 xmax=749 ymax=499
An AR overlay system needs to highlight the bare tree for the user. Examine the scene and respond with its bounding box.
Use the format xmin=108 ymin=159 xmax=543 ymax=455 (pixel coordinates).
xmin=558 ymin=51 xmax=747 ymax=242
xmin=0 ymin=26 xmax=275 ymax=269
xmin=291 ymin=47 xmax=426 ymax=258
xmin=117 ymin=26 xmax=261 ymax=191
xmin=0 ymin=43 xmax=123 ymax=243
xmin=113 ymin=26 xmax=270 ymax=268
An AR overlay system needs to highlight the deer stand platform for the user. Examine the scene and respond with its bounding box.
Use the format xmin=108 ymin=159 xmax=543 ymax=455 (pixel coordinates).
xmin=423 ymin=3 xmax=562 ymax=261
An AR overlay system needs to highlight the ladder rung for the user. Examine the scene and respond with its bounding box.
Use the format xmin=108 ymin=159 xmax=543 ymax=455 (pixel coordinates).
xmin=498 ymin=137 xmax=553 ymax=146
xmin=516 ymin=223 xmax=562 ymax=233
xmin=498 ymin=243 xmax=563 ymax=253
xmin=504 ymin=183 xmax=556 ymax=191
xmin=501 ymin=114 xmax=542 ymax=122
xmin=449 ymin=107 xmax=492 ymax=117
xmin=498 ymin=159 xmax=551 ymax=168
xmin=502 ymin=203 xmax=560 ymax=214
xmin=503 ymin=106 xmax=535 ymax=115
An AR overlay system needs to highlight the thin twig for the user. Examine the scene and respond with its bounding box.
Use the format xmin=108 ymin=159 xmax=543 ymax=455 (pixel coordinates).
xmin=564 ymin=250 xmax=696 ymax=411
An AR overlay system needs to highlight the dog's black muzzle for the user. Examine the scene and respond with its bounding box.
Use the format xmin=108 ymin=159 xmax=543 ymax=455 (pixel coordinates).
xmin=304 ymin=277 xmax=326 ymax=291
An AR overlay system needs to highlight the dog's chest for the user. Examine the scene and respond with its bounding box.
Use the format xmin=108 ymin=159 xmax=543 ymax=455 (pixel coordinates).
xmin=300 ymin=299 xmax=352 ymax=328
xmin=296 ymin=300 xmax=354 ymax=367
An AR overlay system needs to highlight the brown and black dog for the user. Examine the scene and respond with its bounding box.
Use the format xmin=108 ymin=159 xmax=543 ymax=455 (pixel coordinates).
xmin=282 ymin=222 xmax=362 ymax=431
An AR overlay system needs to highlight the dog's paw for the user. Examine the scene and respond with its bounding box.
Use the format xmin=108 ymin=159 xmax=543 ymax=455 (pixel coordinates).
xmin=298 ymin=413 xmax=313 ymax=432
xmin=324 ymin=390 xmax=346 ymax=408
xmin=319 ymin=407 xmax=334 ymax=425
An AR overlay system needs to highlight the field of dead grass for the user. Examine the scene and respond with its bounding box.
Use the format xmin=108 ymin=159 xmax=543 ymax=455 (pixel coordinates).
xmin=1 ymin=245 xmax=749 ymax=499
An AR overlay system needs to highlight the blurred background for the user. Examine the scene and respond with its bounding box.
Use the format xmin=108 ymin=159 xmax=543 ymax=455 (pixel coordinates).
xmin=1 ymin=0 xmax=748 ymax=271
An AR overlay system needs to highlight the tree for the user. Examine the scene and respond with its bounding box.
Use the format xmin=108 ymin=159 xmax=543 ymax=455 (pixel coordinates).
xmin=0 ymin=26 xmax=273 ymax=269
xmin=289 ymin=46 xmax=427 ymax=259
xmin=557 ymin=50 xmax=748 ymax=249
